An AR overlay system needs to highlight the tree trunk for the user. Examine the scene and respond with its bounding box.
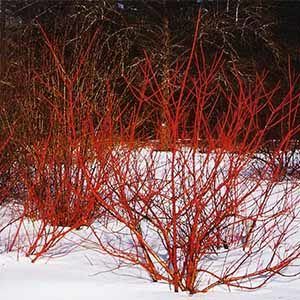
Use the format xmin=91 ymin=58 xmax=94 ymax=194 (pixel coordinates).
xmin=159 ymin=2 xmax=171 ymax=151
xmin=235 ymin=0 xmax=241 ymax=23
xmin=226 ymin=0 xmax=230 ymax=13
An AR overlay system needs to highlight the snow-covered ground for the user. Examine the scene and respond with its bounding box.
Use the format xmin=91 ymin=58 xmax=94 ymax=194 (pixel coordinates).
xmin=1 ymin=247 xmax=300 ymax=300
xmin=0 ymin=213 xmax=300 ymax=300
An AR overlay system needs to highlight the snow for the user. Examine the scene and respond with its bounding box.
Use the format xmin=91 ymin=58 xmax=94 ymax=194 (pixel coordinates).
xmin=1 ymin=225 xmax=300 ymax=300
xmin=0 ymin=249 xmax=184 ymax=300
xmin=0 ymin=249 xmax=300 ymax=300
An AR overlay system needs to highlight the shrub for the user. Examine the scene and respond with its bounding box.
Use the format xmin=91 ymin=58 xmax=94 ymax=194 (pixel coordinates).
xmin=82 ymin=28 xmax=300 ymax=293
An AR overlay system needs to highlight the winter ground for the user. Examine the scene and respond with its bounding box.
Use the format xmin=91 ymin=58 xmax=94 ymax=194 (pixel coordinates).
xmin=1 ymin=249 xmax=300 ymax=300
xmin=1 ymin=223 xmax=300 ymax=300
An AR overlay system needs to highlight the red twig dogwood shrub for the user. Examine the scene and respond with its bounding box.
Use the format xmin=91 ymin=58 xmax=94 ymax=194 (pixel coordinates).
xmin=82 ymin=27 xmax=300 ymax=293
xmin=7 ymin=129 xmax=102 ymax=260
xmin=5 ymin=26 xmax=107 ymax=260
